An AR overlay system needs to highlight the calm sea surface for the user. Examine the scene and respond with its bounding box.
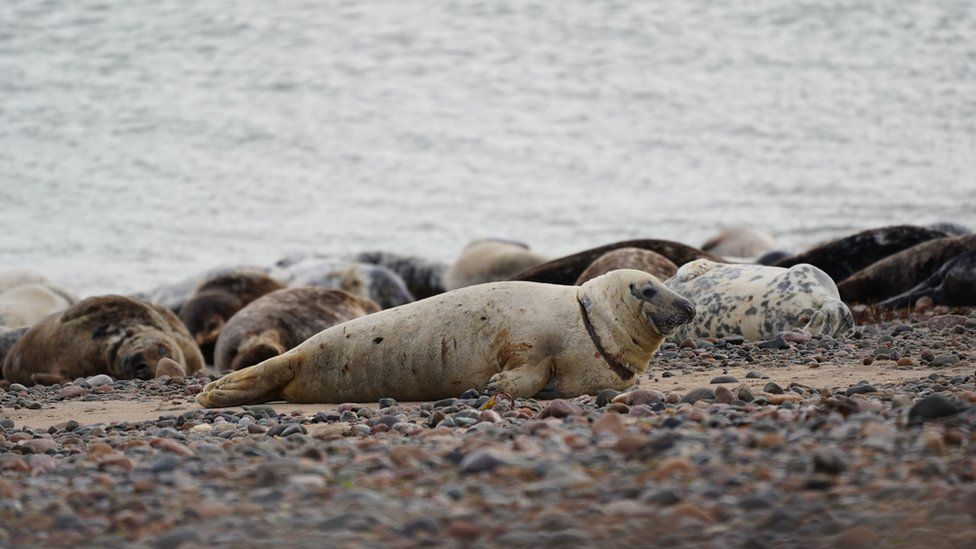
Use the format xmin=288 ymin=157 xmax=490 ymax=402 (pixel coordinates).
xmin=1 ymin=0 xmax=974 ymax=295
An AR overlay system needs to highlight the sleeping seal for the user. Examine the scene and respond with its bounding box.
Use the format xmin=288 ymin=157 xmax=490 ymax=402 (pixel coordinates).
xmin=197 ymin=269 xmax=696 ymax=406
xmin=879 ymin=251 xmax=976 ymax=309
xmin=665 ymin=260 xmax=853 ymax=342
xmin=3 ymin=295 xmax=204 ymax=385
xmin=214 ymin=288 xmax=380 ymax=372
xmin=355 ymin=251 xmax=448 ymax=299
xmin=701 ymin=226 xmax=777 ymax=259
xmin=444 ymin=239 xmax=548 ymax=290
xmin=576 ymin=248 xmax=678 ymax=285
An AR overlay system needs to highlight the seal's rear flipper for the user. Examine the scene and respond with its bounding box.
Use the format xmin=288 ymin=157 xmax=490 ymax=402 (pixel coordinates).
xmin=197 ymin=353 xmax=298 ymax=408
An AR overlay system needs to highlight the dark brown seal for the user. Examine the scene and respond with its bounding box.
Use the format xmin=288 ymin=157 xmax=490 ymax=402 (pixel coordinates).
xmin=512 ymin=239 xmax=719 ymax=286
xmin=2 ymin=295 xmax=204 ymax=385
xmin=837 ymin=234 xmax=976 ymax=304
xmin=879 ymin=250 xmax=976 ymax=308
xmin=179 ymin=272 xmax=285 ymax=363
xmin=575 ymin=248 xmax=678 ymax=285
xmin=213 ymin=288 xmax=380 ymax=372
xmin=774 ymin=225 xmax=947 ymax=283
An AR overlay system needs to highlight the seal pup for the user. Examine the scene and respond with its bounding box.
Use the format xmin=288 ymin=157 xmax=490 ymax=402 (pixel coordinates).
xmin=513 ymin=239 xmax=720 ymax=286
xmin=179 ymin=272 xmax=285 ymax=363
xmin=774 ymin=225 xmax=948 ymax=282
xmin=0 ymin=283 xmax=77 ymax=328
xmin=837 ymin=234 xmax=976 ymax=304
xmin=575 ymin=248 xmax=678 ymax=285
xmin=701 ymin=226 xmax=777 ymax=260
xmin=879 ymin=251 xmax=976 ymax=308
xmin=197 ymin=270 xmax=696 ymax=406
xmin=214 ymin=288 xmax=380 ymax=372
xmin=355 ymin=251 xmax=448 ymax=299
xmin=665 ymin=260 xmax=853 ymax=342
xmin=3 ymin=295 xmax=204 ymax=385
xmin=280 ymin=260 xmax=414 ymax=309
xmin=443 ymin=239 xmax=548 ymax=291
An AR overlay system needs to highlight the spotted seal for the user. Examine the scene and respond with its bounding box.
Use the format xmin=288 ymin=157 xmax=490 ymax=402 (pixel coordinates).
xmin=196 ymin=270 xmax=695 ymax=406
xmin=837 ymin=234 xmax=976 ymax=304
xmin=774 ymin=225 xmax=948 ymax=282
xmin=513 ymin=239 xmax=720 ymax=286
xmin=665 ymin=260 xmax=853 ymax=342
xmin=575 ymin=248 xmax=678 ymax=285
xmin=214 ymin=288 xmax=380 ymax=372
xmin=3 ymin=295 xmax=204 ymax=385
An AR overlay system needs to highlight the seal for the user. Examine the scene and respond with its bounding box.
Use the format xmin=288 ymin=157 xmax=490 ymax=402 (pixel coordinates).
xmin=575 ymin=248 xmax=678 ymax=285
xmin=133 ymin=266 xmax=271 ymax=313
xmin=0 ymin=326 xmax=28 ymax=370
xmin=837 ymin=234 xmax=976 ymax=304
xmin=178 ymin=272 xmax=285 ymax=363
xmin=701 ymin=226 xmax=777 ymax=259
xmin=0 ymin=283 xmax=77 ymax=328
xmin=443 ymin=239 xmax=548 ymax=291
xmin=3 ymin=295 xmax=204 ymax=385
xmin=196 ymin=269 xmax=696 ymax=406
xmin=928 ymin=222 xmax=971 ymax=236
xmin=0 ymin=270 xmax=49 ymax=294
xmin=665 ymin=260 xmax=854 ymax=342
xmin=355 ymin=251 xmax=447 ymax=299
xmin=512 ymin=239 xmax=720 ymax=286
xmin=774 ymin=225 xmax=948 ymax=282
xmin=280 ymin=260 xmax=414 ymax=309
xmin=879 ymin=251 xmax=976 ymax=308
xmin=214 ymin=288 xmax=380 ymax=372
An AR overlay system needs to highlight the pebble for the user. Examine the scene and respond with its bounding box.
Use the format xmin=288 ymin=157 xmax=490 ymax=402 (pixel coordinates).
xmin=909 ymin=395 xmax=962 ymax=422
xmin=709 ymin=375 xmax=738 ymax=384
xmin=459 ymin=449 xmax=510 ymax=474
xmin=86 ymin=374 xmax=114 ymax=387
xmin=932 ymin=353 xmax=959 ymax=367
xmin=757 ymin=336 xmax=790 ymax=350
xmin=680 ymin=388 xmax=715 ymax=404
xmin=714 ymin=386 xmax=734 ymax=404
xmin=595 ymin=388 xmax=620 ymax=407
xmin=59 ymin=386 xmax=86 ymax=399
xmin=763 ymin=382 xmax=784 ymax=395
xmin=745 ymin=370 xmax=764 ymax=379
xmin=8 ymin=383 xmax=27 ymax=393
xmin=155 ymin=358 xmax=186 ymax=378
xmin=545 ymin=399 xmax=582 ymax=418
xmin=611 ymin=389 xmax=662 ymax=406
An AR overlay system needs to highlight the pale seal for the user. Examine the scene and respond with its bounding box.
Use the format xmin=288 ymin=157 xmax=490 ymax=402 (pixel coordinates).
xmin=0 ymin=283 xmax=78 ymax=328
xmin=513 ymin=239 xmax=720 ymax=286
xmin=701 ymin=226 xmax=777 ymax=259
xmin=879 ymin=251 xmax=976 ymax=308
xmin=575 ymin=248 xmax=677 ymax=285
xmin=178 ymin=272 xmax=285 ymax=363
xmin=280 ymin=260 xmax=414 ymax=309
xmin=0 ymin=270 xmax=49 ymax=294
xmin=838 ymin=234 xmax=976 ymax=304
xmin=196 ymin=270 xmax=696 ymax=406
xmin=214 ymin=288 xmax=380 ymax=372
xmin=444 ymin=239 xmax=548 ymax=291
xmin=3 ymin=295 xmax=204 ymax=385
xmin=774 ymin=225 xmax=948 ymax=282
xmin=665 ymin=260 xmax=853 ymax=342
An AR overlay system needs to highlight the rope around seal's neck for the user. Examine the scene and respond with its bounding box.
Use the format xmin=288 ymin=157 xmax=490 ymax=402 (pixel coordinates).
xmin=577 ymin=298 xmax=635 ymax=381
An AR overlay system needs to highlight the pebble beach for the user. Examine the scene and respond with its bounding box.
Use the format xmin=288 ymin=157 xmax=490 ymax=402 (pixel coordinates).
xmin=2 ymin=312 xmax=974 ymax=547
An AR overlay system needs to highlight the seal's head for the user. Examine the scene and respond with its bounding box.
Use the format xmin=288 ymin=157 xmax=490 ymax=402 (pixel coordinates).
xmin=579 ymin=269 xmax=695 ymax=374
xmin=178 ymin=290 xmax=243 ymax=350
xmin=112 ymin=334 xmax=182 ymax=380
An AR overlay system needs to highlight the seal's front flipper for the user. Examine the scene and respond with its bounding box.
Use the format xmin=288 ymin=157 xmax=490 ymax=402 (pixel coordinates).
xmin=484 ymin=361 xmax=551 ymax=398
xmin=197 ymin=353 xmax=299 ymax=408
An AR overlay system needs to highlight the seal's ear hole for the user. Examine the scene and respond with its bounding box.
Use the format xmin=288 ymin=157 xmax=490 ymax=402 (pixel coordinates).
xmin=642 ymin=287 xmax=657 ymax=301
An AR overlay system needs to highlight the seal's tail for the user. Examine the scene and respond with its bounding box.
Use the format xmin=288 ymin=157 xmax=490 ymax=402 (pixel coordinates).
xmin=197 ymin=352 xmax=299 ymax=408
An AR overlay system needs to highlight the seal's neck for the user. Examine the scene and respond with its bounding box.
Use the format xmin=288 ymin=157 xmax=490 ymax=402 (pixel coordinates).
xmin=577 ymin=289 xmax=660 ymax=379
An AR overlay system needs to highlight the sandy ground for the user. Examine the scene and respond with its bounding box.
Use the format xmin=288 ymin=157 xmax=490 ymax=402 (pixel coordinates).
xmin=6 ymin=361 xmax=971 ymax=430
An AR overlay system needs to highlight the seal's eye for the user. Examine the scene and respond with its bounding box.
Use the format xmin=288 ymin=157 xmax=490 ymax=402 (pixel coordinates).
xmin=157 ymin=345 xmax=167 ymax=357
xmin=642 ymin=287 xmax=657 ymax=300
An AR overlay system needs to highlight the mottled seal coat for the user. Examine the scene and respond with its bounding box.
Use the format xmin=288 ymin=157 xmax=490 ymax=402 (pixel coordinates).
xmin=3 ymin=296 xmax=204 ymax=385
xmin=356 ymin=251 xmax=448 ymax=299
xmin=197 ymin=270 xmax=696 ymax=407
xmin=879 ymin=251 xmax=976 ymax=308
xmin=444 ymin=240 xmax=549 ymax=291
xmin=179 ymin=272 xmax=285 ymax=363
xmin=837 ymin=235 xmax=976 ymax=304
xmin=774 ymin=225 xmax=948 ymax=282
xmin=513 ymin=239 xmax=720 ymax=286
xmin=665 ymin=260 xmax=853 ymax=342
xmin=576 ymin=248 xmax=678 ymax=285
xmin=0 ymin=283 xmax=77 ymax=328
xmin=280 ymin=260 xmax=414 ymax=309
xmin=214 ymin=288 xmax=380 ymax=372
xmin=133 ymin=266 xmax=271 ymax=313
xmin=701 ymin=226 xmax=777 ymax=259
